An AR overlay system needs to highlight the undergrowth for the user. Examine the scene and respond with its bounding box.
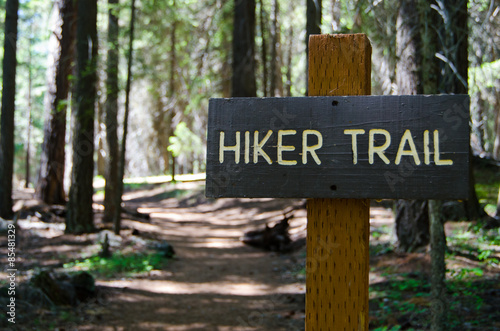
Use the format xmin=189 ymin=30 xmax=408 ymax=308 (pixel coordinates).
xmin=63 ymin=252 xmax=167 ymax=278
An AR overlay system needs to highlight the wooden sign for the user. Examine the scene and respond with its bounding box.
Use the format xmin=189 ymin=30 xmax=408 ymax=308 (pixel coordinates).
xmin=206 ymin=94 xmax=469 ymax=200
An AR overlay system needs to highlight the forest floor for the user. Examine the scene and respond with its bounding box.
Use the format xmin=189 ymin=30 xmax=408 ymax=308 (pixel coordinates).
xmin=1 ymin=180 xmax=500 ymax=330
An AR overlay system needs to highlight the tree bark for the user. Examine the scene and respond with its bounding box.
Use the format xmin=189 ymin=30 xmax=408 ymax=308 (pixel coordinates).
xmin=167 ymin=0 xmax=177 ymax=176
xmin=436 ymin=0 xmax=468 ymax=95
xmin=0 ymin=0 xmax=19 ymax=219
xmin=429 ymin=2 xmax=468 ymax=329
xmin=220 ymin=1 xmax=232 ymax=98
xmin=464 ymin=148 xmax=483 ymax=220
xmin=433 ymin=0 xmax=481 ymax=221
xmin=25 ymin=35 xmax=33 ymax=188
xmin=151 ymin=96 xmax=171 ymax=174
xmin=66 ymin=0 xmax=98 ymax=234
xmin=284 ymin=24 xmax=293 ymax=97
xmin=114 ymin=0 xmax=136 ymax=235
xmin=395 ymin=200 xmax=430 ymax=252
xmin=96 ymin=97 xmax=106 ymax=177
xmin=305 ymin=0 xmax=321 ymax=95
xmin=270 ymin=0 xmax=282 ymax=96
xmin=394 ymin=0 xmax=431 ymax=252
xmin=37 ymin=0 xmax=77 ymax=205
xmin=103 ymin=0 xmax=120 ymax=224
xmin=259 ymin=0 xmax=268 ymax=97
xmin=232 ymin=0 xmax=257 ymax=97
xmin=429 ymin=200 xmax=447 ymax=331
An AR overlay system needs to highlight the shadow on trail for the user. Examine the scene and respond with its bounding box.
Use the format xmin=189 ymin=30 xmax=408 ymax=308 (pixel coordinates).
xmin=90 ymin=285 xmax=305 ymax=331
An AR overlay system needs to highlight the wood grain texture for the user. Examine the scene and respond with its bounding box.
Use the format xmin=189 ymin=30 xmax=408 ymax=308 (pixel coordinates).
xmin=308 ymin=34 xmax=371 ymax=96
xmin=306 ymin=34 xmax=371 ymax=331
xmin=306 ymin=198 xmax=370 ymax=330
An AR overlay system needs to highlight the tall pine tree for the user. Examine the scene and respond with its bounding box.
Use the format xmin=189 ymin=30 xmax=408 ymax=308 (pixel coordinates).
xmin=103 ymin=0 xmax=120 ymax=224
xmin=232 ymin=0 xmax=257 ymax=97
xmin=394 ymin=0 xmax=438 ymax=252
xmin=0 ymin=0 xmax=19 ymax=219
xmin=66 ymin=0 xmax=98 ymax=234
xmin=305 ymin=0 xmax=321 ymax=95
xmin=37 ymin=0 xmax=77 ymax=205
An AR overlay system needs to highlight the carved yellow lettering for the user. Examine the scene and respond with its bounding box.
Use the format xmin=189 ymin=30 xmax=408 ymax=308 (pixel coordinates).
xmin=219 ymin=131 xmax=240 ymax=164
xmin=395 ymin=129 xmax=420 ymax=165
xmin=244 ymin=131 xmax=250 ymax=164
xmin=253 ymin=130 xmax=273 ymax=164
xmin=369 ymin=129 xmax=391 ymax=164
xmin=424 ymin=130 xmax=430 ymax=165
xmin=344 ymin=129 xmax=365 ymax=164
xmin=302 ymin=130 xmax=323 ymax=165
xmin=434 ymin=130 xmax=453 ymax=165
xmin=277 ymin=130 xmax=297 ymax=165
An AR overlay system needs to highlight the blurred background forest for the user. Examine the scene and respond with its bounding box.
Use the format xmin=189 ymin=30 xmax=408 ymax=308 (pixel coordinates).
xmin=0 ymin=0 xmax=499 ymax=330
xmin=0 ymin=0 xmax=498 ymax=196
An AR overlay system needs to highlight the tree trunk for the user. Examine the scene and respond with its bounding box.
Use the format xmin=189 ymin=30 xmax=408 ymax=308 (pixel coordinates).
xmin=259 ymin=0 xmax=268 ymax=97
xmin=114 ymin=0 xmax=136 ymax=235
xmin=436 ymin=1 xmax=468 ymax=95
xmin=394 ymin=0 xmax=431 ymax=252
xmin=151 ymin=96 xmax=172 ymax=173
xmin=464 ymin=148 xmax=483 ymax=220
xmin=429 ymin=200 xmax=447 ymax=330
xmin=25 ymin=35 xmax=33 ymax=189
xmin=168 ymin=0 xmax=177 ymax=176
xmin=471 ymin=90 xmax=488 ymax=154
xmin=220 ymin=1 xmax=232 ymax=98
xmin=37 ymin=0 xmax=77 ymax=205
xmin=396 ymin=200 xmax=431 ymax=251
xmin=429 ymin=2 xmax=468 ymax=329
xmin=96 ymin=98 xmax=106 ymax=177
xmin=284 ymin=23 xmax=293 ymax=97
xmin=232 ymin=0 xmax=257 ymax=97
xmin=0 ymin=0 xmax=19 ymax=219
xmin=270 ymin=0 xmax=283 ymax=97
xmin=433 ymin=0 xmax=481 ymax=221
xmin=103 ymin=0 xmax=120 ymax=224
xmin=493 ymin=86 xmax=500 ymax=160
xmin=330 ymin=0 xmax=341 ymax=31
xmin=66 ymin=0 xmax=98 ymax=234
xmin=305 ymin=0 xmax=321 ymax=95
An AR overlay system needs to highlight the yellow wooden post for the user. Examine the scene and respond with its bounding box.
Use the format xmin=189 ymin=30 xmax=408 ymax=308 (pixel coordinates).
xmin=306 ymin=34 xmax=371 ymax=331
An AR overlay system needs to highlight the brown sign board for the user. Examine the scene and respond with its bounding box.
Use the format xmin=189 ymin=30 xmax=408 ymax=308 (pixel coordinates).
xmin=205 ymin=95 xmax=469 ymax=200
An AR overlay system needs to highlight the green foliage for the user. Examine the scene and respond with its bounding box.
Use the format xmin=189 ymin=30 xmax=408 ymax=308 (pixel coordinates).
xmin=448 ymin=225 xmax=500 ymax=268
xmin=369 ymin=216 xmax=500 ymax=330
xmin=475 ymin=182 xmax=500 ymax=204
xmin=63 ymin=252 xmax=167 ymax=278
xmin=370 ymin=242 xmax=394 ymax=256
xmin=370 ymin=274 xmax=430 ymax=329
xmin=168 ymin=122 xmax=203 ymax=158
xmin=450 ymin=267 xmax=484 ymax=280
xmin=371 ymin=327 xmax=403 ymax=331
xmin=474 ymin=165 xmax=500 ymax=206
xmin=369 ymin=271 xmax=500 ymax=330
xmin=469 ymin=60 xmax=500 ymax=92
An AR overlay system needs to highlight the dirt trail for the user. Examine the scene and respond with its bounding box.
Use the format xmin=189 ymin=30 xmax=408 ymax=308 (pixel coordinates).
xmin=6 ymin=183 xmax=499 ymax=330
xmin=4 ymin=183 xmax=397 ymax=331
xmin=84 ymin=182 xmax=309 ymax=330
